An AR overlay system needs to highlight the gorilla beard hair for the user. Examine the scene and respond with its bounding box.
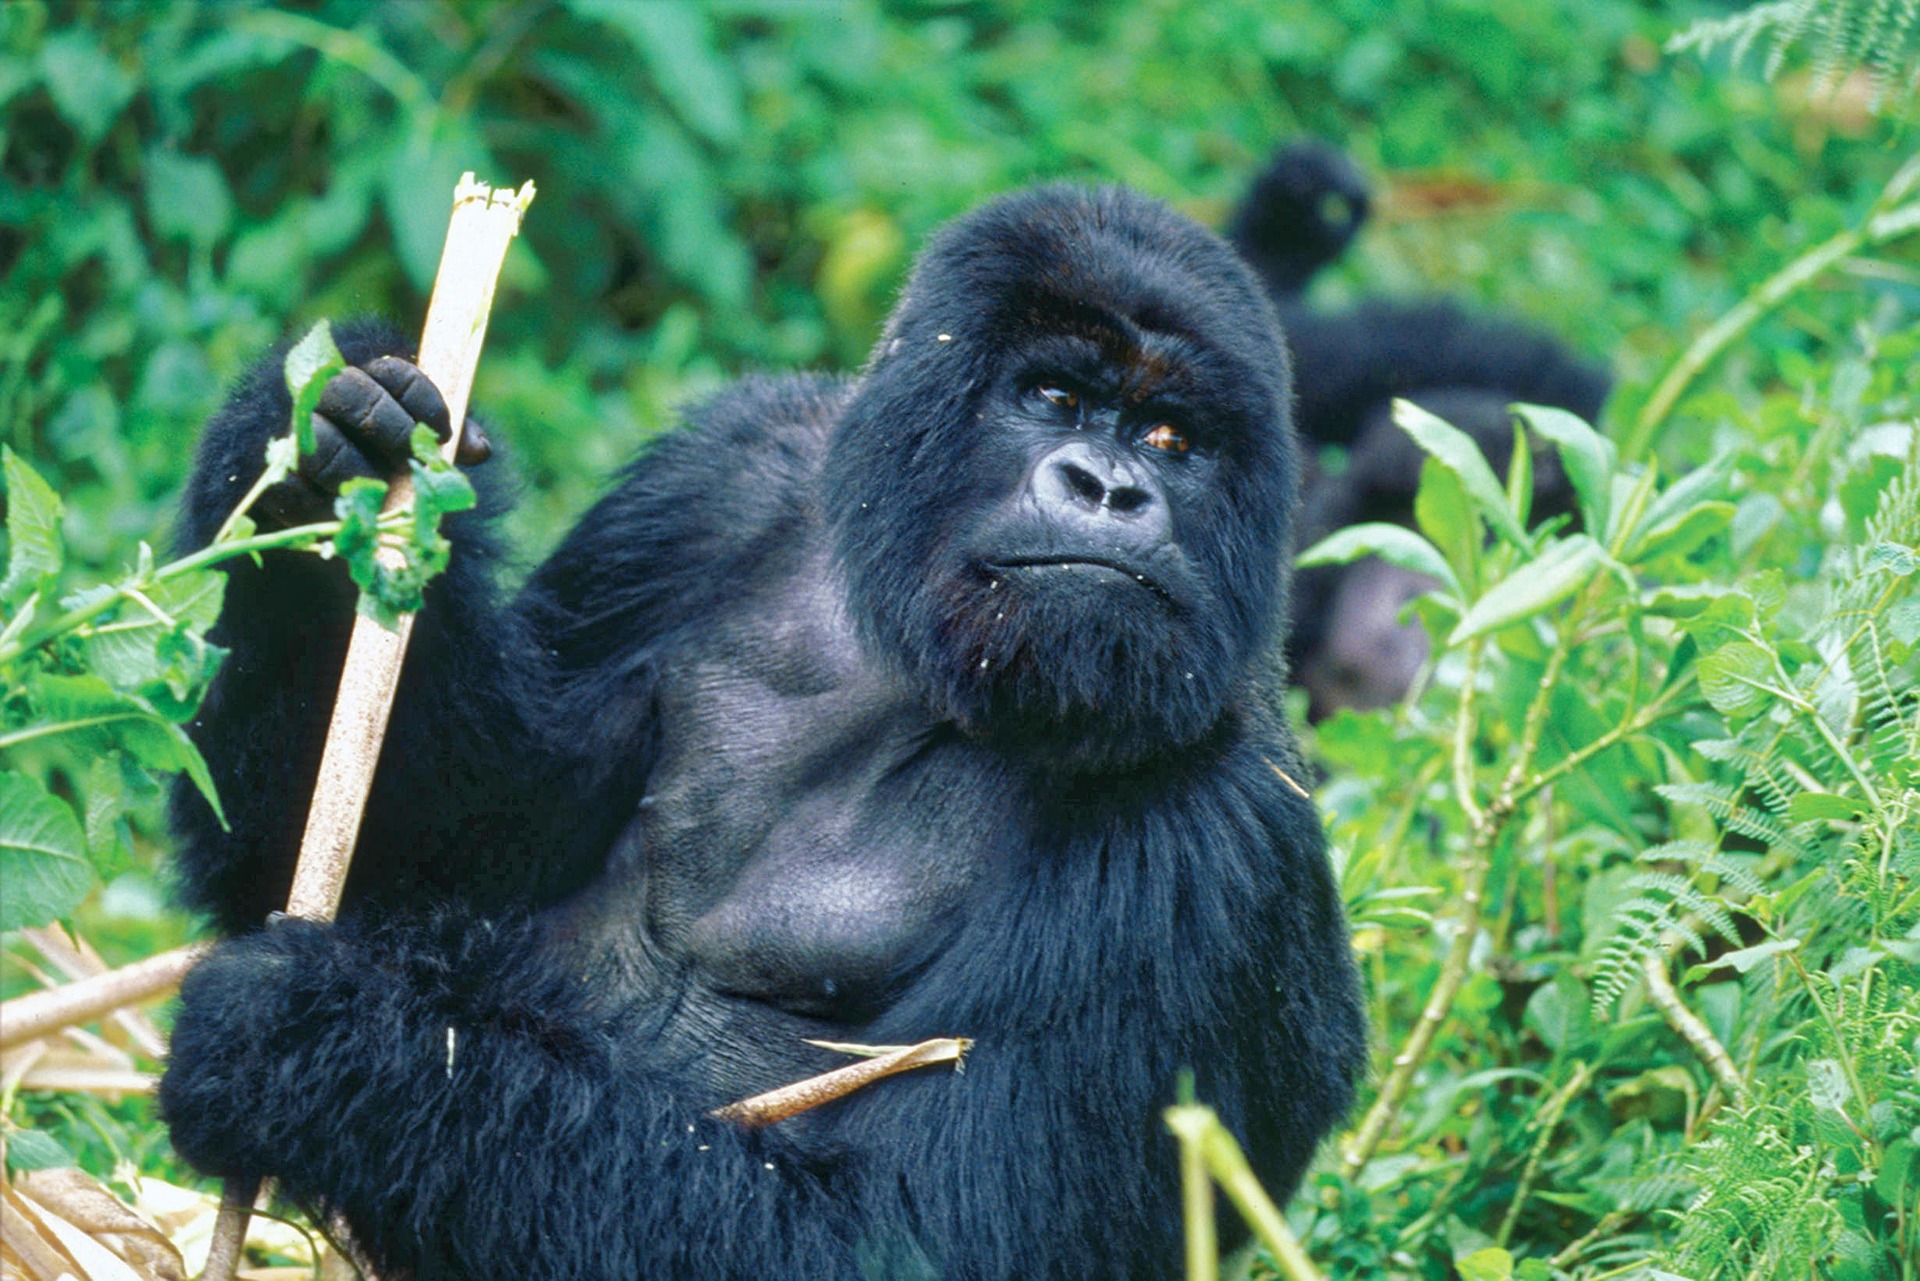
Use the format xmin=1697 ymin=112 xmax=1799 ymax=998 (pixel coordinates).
xmin=824 ymin=185 xmax=1300 ymax=773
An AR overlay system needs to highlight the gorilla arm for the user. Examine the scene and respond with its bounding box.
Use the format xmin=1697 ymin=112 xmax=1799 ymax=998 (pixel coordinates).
xmin=159 ymin=910 xmax=866 ymax=1280
xmin=172 ymin=320 xmax=599 ymax=932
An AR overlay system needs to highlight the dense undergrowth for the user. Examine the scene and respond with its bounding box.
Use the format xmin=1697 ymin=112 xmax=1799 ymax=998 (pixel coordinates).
xmin=1 ymin=2 xmax=1915 ymax=1278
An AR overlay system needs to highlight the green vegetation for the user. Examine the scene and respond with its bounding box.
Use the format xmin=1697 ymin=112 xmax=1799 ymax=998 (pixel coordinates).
xmin=1 ymin=2 xmax=1915 ymax=1278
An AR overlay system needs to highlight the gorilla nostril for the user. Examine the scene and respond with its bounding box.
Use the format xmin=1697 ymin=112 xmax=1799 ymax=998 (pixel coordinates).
xmin=1058 ymin=461 xmax=1107 ymax=507
xmin=1107 ymin=486 xmax=1151 ymax=515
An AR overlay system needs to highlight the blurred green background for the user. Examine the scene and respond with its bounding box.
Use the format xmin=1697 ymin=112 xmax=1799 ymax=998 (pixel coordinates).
xmin=4 ymin=3 xmax=1918 ymax=1278
xmin=3 ymin=0 xmax=1903 ymax=566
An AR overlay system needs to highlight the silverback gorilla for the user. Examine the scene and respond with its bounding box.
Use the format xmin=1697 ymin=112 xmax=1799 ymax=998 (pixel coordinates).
xmin=160 ymin=185 xmax=1366 ymax=1281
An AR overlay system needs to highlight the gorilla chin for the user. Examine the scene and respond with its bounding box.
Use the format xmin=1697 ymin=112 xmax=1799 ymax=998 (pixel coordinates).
xmin=931 ymin=550 xmax=1232 ymax=773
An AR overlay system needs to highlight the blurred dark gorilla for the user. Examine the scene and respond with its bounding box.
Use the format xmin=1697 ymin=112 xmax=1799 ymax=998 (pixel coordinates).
xmin=160 ymin=185 xmax=1365 ymax=1281
xmin=1229 ymin=141 xmax=1611 ymax=718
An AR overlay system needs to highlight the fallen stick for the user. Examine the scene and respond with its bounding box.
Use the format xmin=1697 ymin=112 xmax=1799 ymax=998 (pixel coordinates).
xmin=711 ymin=1037 xmax=972 ymax=1128
xmin=202 ymin=172 xmax=534 ymax=1281
xmin=0 ymin=944 xmax=206 ymax=1052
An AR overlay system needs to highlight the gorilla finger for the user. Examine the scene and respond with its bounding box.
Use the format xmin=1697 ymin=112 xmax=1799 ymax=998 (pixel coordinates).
xmin=253 ymin=477 xmax=328 ymax=530
xmin=298 ymin=417 xmax=383 ymax=496
xmin=316 ymin=368 xmax=419 ymax=464
xmin=364 ymin=356 xmax=453 ymax=441
xmin=453 ymin=418 xmax=493 ymax=466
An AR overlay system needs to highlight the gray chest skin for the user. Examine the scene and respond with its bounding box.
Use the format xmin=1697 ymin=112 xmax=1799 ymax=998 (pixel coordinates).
xmin=539 ymin=566 xmax=1008 ymax=1102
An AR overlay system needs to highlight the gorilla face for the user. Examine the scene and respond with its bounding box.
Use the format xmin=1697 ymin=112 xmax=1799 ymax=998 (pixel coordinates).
xmin=824 ymin=185 xmax=1298 ymax=770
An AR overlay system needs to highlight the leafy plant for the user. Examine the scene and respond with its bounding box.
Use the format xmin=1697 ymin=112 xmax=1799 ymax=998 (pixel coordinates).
xmin=1 ymin=321 xmax=472 ymax=935
xmin=1670 ymin=0 xmax=1920 ymax=111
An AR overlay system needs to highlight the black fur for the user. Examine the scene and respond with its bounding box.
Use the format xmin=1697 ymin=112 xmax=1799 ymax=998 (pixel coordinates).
xmin=161 ymin=185 xmax=1365 ymax=1280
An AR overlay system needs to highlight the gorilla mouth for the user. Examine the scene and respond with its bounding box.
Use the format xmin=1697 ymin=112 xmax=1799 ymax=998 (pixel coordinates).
xmin=986 ymin=557 xmax=1174 ymax=605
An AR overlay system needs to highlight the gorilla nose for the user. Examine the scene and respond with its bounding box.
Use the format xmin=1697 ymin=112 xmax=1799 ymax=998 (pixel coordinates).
xmin=1032 ymin=440 xmax=1166 ymax=537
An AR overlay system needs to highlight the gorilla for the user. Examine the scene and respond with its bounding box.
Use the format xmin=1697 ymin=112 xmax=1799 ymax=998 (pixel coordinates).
xmin=1228 ymin=142 xmax=1611 ymax=718
xmin=160 ymin=185 xmax=1366 ymax=1281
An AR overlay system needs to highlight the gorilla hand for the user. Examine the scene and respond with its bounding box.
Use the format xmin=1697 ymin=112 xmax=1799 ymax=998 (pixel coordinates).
xmin=254 ymin=356 xmax=491 ymax=530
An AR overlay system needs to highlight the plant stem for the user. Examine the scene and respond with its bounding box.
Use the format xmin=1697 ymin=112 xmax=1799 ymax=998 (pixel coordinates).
xmin=0 ymin=520 xmax=346 ymax=667
xmin=1642 ymin=954 xmax=1744 ymax=1099
xmin=1495 ymin=1060 xmax=1593 ymax=1247
xmin=1169 ymin=1104 xmax=1325 ymax=1281
xmin=1627 ymin=156 xmax=1920 ymax=459
xmin=1344 ymin=605 xmax=1585 ymax=1178
xmin=1166 ymin=1106 xmax=1219 ymax=1281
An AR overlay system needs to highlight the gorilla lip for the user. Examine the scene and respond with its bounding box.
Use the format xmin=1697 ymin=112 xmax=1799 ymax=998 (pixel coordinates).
xmin=985 ymin=556 xmax=1174 ymax=604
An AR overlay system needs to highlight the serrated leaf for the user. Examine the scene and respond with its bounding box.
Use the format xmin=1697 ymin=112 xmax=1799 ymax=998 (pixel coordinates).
xmin=1696 ymin=641 xmax=1778 ymax=720
xmin=28 ymin=673 xmax=226 ymax=827
xmin=0 ymin=771 xmax=93 ymax=932
xmin=1449 ymin=535 xmax=1605 ymax=643
xmin=4 ymin=446 xmax=64 ymax=602
xmin=1296 ymin=522 xmax=1461 ymax=595
xmin=1514 ymin=403 xmax=1616 ymax=537
xmin=1394 ymin=399 xmax=1530 ymax=547
xmin=283 ymin=319 xmax=344 ymax=456
xmin=1864 ymin=542 xmax=1918 ymax=576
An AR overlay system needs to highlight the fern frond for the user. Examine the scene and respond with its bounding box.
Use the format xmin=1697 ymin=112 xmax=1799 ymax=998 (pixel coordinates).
xmin=1669 ymin=0 xmax=1920 ymax=110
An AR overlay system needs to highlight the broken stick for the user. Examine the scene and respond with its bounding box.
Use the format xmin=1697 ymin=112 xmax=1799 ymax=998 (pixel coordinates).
xmin=202 ymin=172 xmax=534 ymax=1281
xmin=712 ymin=1037 xmax=972 ymax=1128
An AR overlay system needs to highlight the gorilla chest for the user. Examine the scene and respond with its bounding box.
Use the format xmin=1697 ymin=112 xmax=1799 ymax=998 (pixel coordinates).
xmin=612 ymin=634 xmax=999 ymax=1022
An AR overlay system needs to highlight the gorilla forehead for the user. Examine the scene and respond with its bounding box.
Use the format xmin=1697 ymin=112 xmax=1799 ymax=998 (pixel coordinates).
xmin=884 ymin=185 xmax=1291 ymax=417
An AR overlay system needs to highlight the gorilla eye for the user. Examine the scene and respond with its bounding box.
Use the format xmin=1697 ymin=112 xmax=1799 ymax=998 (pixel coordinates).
xmin=1034 ymin=384 xmax=1079 ymax=411
xmin=1141 ymin=424 xmax=1190 ymax=454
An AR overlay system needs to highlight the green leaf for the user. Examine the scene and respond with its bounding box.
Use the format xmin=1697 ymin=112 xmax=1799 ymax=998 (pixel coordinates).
xmin=1807 ymin=1058 xmax=1850 ymax=1114
xmin=3 ymin=1127 xmax=77 ymax=1173
xmin=1863 ymin=541 xmax=1919 ymax=576
xmin=1514 ymin=403 xmax=1616 ymax=537
xmin=1786 ymin=792 xmax=1860 ymax=822
xmin=1449 ymin=535 xmax=1606 ymax=643
xmin=283 ymin=319 xmax=345 ymax=457
xmin=1296 ymin=522 xmax=1461 ymax=595
xmin=1632 ymin=501 xmax=1735 ymax=564
xmin=1394 ymin=399 xmax=1530 ymax=548
xmin=28 ymin=673 xmax=226 ymax=827
xmin=0 ymin=771 xmax=93 ymax=932
xmin=570 ymin=0 xmax=744 ymax=147
xmin=1456 ymin=1247 xmax=1515 ymax=1281
xmin=3 ymin=446 xmax=64 ymax=603
xmin=38 ymin=30 xmax=134 ymax=145
xmin=145 ymin=148 xmax=234 ymax=248
xmin=1696 ymin=640 xmax=1778 ymax=720
xmin=1630 ymin=457 xmax=1727 ymax=553
xmin=1414 ymin=457 xmax=1480 ymax=590
xmin=78 ymin=569 xmax=226 ymax=712
xmin=1693 ymin=937 xmax=1802 ymax=978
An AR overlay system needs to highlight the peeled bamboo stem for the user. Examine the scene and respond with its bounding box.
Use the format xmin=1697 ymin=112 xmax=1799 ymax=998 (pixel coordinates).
xmin=201 ymin=172 xmax=533 ymax=1281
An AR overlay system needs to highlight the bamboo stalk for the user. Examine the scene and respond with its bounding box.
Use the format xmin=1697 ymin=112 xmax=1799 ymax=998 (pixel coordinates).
xmin=201 ymin=172 xmax=533 ymax=1281
xmin=286 ymin=174 xmax=535 ymax=921
xmin=0 ymin=944 xmax=206 ymax=1052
